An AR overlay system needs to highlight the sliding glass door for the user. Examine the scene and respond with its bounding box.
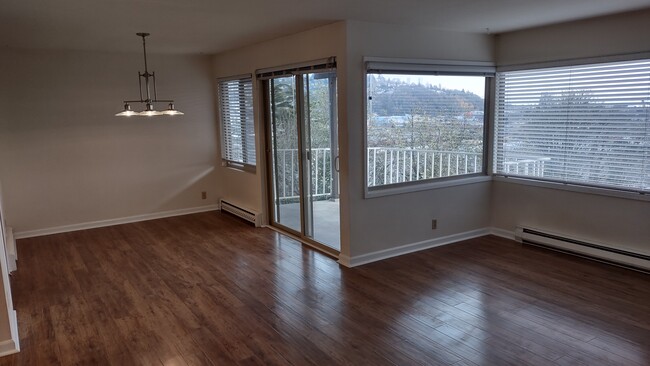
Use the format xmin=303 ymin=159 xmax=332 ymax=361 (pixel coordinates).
xmin=266 ymin=70 xmax=340 ymax=251
xmin=268 ymin=76 xmax=301 ymax=232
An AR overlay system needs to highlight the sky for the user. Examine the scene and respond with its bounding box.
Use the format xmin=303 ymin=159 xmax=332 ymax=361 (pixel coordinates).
xmin=386 ymin=74 xmax=486 ymax=98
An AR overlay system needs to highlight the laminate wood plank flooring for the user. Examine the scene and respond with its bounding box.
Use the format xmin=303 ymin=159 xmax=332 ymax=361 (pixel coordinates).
xmin=1 ymin=211 xmax=649 ymax=365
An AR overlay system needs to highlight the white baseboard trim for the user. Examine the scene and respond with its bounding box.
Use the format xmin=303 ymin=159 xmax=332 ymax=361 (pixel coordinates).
xmin=337 ymin=254 xmax=353 ymax=268
xmin=0 ymin=334 xmax=19 ymax=357
xmin=0 ymin=311 xmax=19 ymax=356
xmin=338 ymin=228 xmax=490 ymax=268
xmin=7 ymin=309 xmax=18 ymax=354
xmin=489 ymin=227 xmax=516 ymax=241
xmin=14 ymin=205 xmax=221 ymax=239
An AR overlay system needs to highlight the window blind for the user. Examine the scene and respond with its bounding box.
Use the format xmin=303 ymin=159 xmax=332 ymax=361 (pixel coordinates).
xmin=494 ymin=59 xmax=650 ymax=193
xmin=218 ymin=76 xmax=256 ymax=167
xmin=366 ymin=59 xmax=495 ymax=76
xmin=256 ymin=57 xmax=336 ymax=80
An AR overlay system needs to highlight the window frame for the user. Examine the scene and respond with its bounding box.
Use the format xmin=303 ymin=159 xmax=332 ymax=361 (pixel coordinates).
xmin=363 ymin=57 xmax=495 ymax=199
xmin=217 ymin=74 xmax=256 ymax=172
xmin=492 ymin=55 xmax=650 ymax=200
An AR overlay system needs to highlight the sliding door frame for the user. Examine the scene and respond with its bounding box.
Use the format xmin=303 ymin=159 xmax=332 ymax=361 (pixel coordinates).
xmin=262 ymin=65 xmax=340 ymax=258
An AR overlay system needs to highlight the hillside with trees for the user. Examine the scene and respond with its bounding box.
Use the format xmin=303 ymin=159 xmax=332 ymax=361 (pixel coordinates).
xmin=367 ymin=74 xmax=485 ymax=153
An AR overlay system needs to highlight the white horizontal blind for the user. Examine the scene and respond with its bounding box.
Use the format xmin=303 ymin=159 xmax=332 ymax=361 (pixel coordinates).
xmin=219 ymin=76 xmax=255 ymax=166
xmin=256 ymin=57 xmax=336 ymax=80
xmin=366 ymin=58 xmax=495 ymax=75
xmin=494 ymin=59 xmax=650 ymax=193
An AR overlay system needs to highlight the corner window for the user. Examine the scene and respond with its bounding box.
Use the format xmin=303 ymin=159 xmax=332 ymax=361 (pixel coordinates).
xmin=218 ymin=75 xmax=256 ymax=170
xmin=494 ymin=59 xmax=650 ymax=194
xmin=365 ymin=61 xmax=493 ymax=193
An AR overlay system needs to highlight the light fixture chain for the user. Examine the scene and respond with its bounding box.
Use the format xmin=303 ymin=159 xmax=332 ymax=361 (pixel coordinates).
xmin=140 ymin=33 xmax=149 ymax=74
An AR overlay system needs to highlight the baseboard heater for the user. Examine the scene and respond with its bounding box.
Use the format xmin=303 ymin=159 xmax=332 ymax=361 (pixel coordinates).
xmin=220 ymin=200 xmax=261 ymax=227
xmin=515 ymin=227 xmax=650 ymax=273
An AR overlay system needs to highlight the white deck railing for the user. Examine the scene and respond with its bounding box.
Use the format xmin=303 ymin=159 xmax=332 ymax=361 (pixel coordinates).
xmin=367 ymin=147 xmax=483 ymax=186
xmin=276 ymin=148 xmax=334 ymax=200
xmin=502 ymin=157 xmax=551 ymax=177
xmin=275 ymin=147 xmax=549 ymax=199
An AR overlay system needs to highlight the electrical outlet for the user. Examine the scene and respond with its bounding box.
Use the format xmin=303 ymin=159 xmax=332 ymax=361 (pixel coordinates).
xmin=201 ymin=191 xmax=207 ymax=199
xmin=432 ymin=219 xmax=437 ymax=230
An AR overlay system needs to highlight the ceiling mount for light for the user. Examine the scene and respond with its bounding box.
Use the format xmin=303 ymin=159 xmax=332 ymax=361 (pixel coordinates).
xmin=115 ymin=33 xmax=183 ymax=117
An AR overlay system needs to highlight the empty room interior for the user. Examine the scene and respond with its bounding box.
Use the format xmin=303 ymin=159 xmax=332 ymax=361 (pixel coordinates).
xmin=0 ymin=0 xmax=649 ymax=364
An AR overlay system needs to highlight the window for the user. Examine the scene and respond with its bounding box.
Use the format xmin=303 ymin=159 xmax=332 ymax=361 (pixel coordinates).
xmin=365 ymin=61 xmax=493 ymax=192
xmin=494 ymin=59 xmax=650 ymax=194
xmin=218 ymin=75 xmax=255 ymax=168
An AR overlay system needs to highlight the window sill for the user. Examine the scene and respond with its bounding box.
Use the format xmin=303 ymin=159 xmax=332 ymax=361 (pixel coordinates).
xmin=365 ymin=174 xmax=491 ymax=199
xmin=493 ymin=176 xmax=650 ymax=202
xmin=222 ymin=161 xmax=256 ymax=174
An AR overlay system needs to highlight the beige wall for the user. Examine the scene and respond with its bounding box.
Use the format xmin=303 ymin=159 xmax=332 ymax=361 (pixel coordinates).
xmin=345 ymin=21 xmax=495 ymax=257
xmin=492 ymin=10 xmax=650 ymax=253
xmin=212 ymin=21 xmax=497 ymax=259
xmin=491 ymin=182 xmax=650 ymax=254
xmin=496 ymin=9 xmax=650 ymax=65
xmin=0 ymin=47 xmax=219 ymax=233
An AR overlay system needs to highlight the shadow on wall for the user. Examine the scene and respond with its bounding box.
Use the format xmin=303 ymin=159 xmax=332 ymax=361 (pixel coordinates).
xmin=156 ymin=165 xmax=216 ymax=210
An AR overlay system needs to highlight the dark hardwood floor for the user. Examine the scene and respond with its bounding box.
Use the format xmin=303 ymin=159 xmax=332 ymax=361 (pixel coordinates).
xmin=1 ymin=211 xmax=649 ymax=365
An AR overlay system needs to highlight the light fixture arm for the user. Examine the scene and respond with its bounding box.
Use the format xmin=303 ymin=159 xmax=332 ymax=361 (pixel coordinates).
xmin=136 ymin=32 xmax=154 ymax=103
xmin=138 ymin=71 xmax=143 ymax=101
xmin=153 ymin=71 xmax=158 ymax=100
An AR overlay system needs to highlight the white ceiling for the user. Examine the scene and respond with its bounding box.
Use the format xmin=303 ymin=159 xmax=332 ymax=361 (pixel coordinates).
xmin=1 ymin=0 xmax=649 ymax=54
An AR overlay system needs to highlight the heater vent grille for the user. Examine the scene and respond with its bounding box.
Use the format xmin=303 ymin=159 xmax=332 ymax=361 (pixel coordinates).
xmin=220 ymin=200 xmax=261 ymax=227
xmin=516 ymin=227 xmax=650 ymax=273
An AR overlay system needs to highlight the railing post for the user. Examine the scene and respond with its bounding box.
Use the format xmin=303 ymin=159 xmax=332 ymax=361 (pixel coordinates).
xmin=283 ymin=150 xmax=287 ymax=198
xmin=292 ymin=150 xmax=296 ymax=196
xmin=431 ymin=152 xmax=435 ymax=178
xmin=322 ymin=149 xmax=326 ymax=194
xmin=398 ymin=151 xmax=406 ymax=183
xmin=373 ymin=148 xmax=377 ymax=186
xmin=313 ymin=149 xmax=317 ymax=195
xmin=389 ymin=150 xmax=393 ymax=184
xmin=464 ymin=155 xmax=468 ymax=174
xmin=416 ymin=151 xmax=420 ymax=180
xmin=408 ymin=151 xmax=412 ymax=181
xmin=384 ymin=149 xmax=388 ymax=185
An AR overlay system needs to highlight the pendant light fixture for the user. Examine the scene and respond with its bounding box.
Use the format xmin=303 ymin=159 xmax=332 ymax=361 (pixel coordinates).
xmin=116 ymin=33 xmax=183 ymax=117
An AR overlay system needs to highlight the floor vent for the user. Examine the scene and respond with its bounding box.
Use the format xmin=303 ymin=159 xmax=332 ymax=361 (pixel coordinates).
xmin=220 ymin=200 xmax=261 ymax=227
xmin=515 ymin=227 xmax=650 ymax=273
